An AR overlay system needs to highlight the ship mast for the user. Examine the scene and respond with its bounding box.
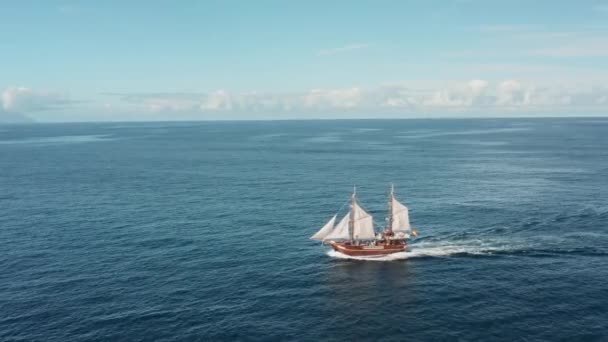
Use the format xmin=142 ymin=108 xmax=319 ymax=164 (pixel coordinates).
xmin=388 ymin=183 xmax=394 ymax=232
xmin=349 ymin=185 xmax=356 ymax=242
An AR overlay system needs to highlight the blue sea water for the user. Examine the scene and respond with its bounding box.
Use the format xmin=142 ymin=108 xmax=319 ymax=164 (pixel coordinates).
xmin=1 ymin=118 xmax=607 ymax=341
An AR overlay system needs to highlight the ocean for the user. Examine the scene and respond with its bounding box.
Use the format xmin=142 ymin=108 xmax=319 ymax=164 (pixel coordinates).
xmin=1 ymin=118 xmax=607 ymax=341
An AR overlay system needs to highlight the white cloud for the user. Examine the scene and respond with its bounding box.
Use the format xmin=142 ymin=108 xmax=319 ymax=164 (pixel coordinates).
xmin=1 ymin=87 xmax=69 ymax=112
xmin=201 ymin=90 xmax=233 ymax=111
xmin=109 ymin=80 xmax=608 ymax=117
xmin=146 ymin=98 xmax=199 ymax=112
xmin=496 ymin=80 xmax=524 ymax=105
xmin=304 ymin=88 xmax=363 ymax=108
xmin=418 ymin=80 xmax=492 ymax=108
xmin=468 ymin=79 xmax=489 ymax=96
xmin=317 ymin=43 xmax=370 ymax=56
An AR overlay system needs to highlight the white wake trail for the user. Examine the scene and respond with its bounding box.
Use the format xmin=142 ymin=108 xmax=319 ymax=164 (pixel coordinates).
xmin=327 ymin=240 xmax=516 ymax=261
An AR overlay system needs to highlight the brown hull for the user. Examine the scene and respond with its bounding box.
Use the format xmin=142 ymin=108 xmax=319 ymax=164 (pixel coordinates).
xmin=330 ymin=241 xmax=407 ymax=257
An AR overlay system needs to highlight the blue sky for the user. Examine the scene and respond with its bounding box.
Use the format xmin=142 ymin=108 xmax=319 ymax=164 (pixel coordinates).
xmin=1 ymin=0 xmax=608 ymax=122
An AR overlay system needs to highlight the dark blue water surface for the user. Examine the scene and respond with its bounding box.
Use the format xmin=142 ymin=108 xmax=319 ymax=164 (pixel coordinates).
xmin=1 ymin=118 xmax=607 ymax=341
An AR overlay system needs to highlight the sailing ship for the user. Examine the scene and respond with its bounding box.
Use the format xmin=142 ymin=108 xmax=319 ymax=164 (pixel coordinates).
xmin=310 ymin=185 xmax=418 ymax=257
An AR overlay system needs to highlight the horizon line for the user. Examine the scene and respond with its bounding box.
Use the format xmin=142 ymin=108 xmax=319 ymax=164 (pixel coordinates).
xmin=3 ymin=114 xmax=608 ymax=125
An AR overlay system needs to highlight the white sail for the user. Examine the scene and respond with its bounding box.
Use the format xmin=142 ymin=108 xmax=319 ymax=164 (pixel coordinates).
xmin=310 ymin=215 xmax=336 ymax=240
xmin=391 ymin=197 xmax=411 ymax=232
xmin=323 ymin=214 xmax=350 ymax=240
xmin=352 ymin=202 xmax=376 ymax=240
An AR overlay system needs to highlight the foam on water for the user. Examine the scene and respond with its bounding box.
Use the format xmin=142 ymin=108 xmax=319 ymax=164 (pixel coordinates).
xmin=326 ymin=239 xmax=513 ymax=261
xmin=327 ymin=250 xmax=413 ymax=261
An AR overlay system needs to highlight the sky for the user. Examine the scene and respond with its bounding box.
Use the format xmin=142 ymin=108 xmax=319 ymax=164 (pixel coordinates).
xmin=1 ymin=0 xmax=608 ymax=122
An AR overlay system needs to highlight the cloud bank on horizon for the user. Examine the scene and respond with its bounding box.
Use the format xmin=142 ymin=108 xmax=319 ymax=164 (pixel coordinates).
xmin=1 ymin=1 xmax=608 ymax=122
xmin=102 ymin=80 xmax=607 ymax=118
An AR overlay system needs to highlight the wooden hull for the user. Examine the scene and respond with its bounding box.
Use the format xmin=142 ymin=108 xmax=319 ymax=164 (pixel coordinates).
xmin=330 ymin=241 xmax=407 ymax=257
